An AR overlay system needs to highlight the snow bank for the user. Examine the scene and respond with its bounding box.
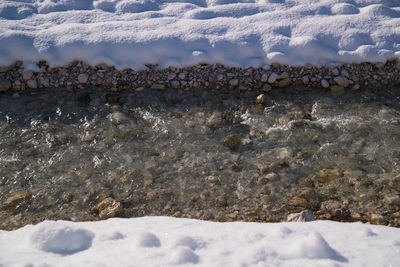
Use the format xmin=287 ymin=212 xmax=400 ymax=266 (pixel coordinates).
xmin=1 ymin=217 xmax=400 ymax=266
xmin=0 ymin=0 xmax=399 ymax=69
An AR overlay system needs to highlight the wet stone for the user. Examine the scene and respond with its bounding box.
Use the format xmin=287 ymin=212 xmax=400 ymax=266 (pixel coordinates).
xmin=92 ymin=197 xmax=123 ymax=219
xmin=2 ymin=191 xmax=32 ymax=211
xmin=26 ymin=79 xmax=38 ymax=89
xmin=78 ymin=73 xmax=89 ymax=84
xmin=315 ymin=168 xmax=343 ymax=183
xmin=223 ymin=133 xmax=241 ymax=150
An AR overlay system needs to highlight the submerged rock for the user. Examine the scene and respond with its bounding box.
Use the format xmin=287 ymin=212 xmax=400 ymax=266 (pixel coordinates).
xmin=2 ymin=190 xmax=32 ymax=211
xmin=92 ymin=197 xmax=123 ymax=219
xmin=314 ymin=168 xmax=342 ymax=183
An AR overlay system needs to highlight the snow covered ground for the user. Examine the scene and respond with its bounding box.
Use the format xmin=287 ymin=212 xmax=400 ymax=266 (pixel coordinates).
xmin=0 ymin=0 xmax=399 ymax=69
xmin=1 ymin=217 xmax=400 ymax=266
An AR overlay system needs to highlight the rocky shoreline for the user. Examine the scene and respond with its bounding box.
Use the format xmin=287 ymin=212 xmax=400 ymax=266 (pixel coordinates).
xmin=1 ymin=60 xmax=399 ymax=94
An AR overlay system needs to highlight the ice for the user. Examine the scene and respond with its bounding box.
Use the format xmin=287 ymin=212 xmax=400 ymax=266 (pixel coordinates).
xmin=0 ymin=218 xmax=400 ymax=266
xmin=0 ymin=0 xmax=398 ymax=69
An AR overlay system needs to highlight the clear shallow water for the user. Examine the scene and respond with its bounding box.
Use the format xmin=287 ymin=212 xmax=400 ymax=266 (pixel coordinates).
xmin=1 ymin=85 xmax=400 ymax=229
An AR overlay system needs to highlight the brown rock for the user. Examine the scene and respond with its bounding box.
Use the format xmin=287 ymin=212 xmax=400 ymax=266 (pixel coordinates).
xmin=2 ymin=190 xmax=32 ymax=211
xmin=315 ymin=168 xmax=342 ymax=183
xmin=92 ymin=197 xmax=123 ymax=219
xmin=262 ymin=84 xmax=272 ymax=92
xmin=151 ymin=83 xmax=166 ymax=90
xmin=288 ymin=197 xmax=308 ymax=207
xmin=223 ymin=133 xmax=241 ymax=150
xmin=278 ymin=78 xmax=292 ymax=88
xmin=320 ymin=200 xmax=349 ymax=219
xmin=368 ymin=213 xmax=385 ymax=225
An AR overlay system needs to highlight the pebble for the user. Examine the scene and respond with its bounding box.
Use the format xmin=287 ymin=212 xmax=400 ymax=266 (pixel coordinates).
xmin=78 ymin=73 xmax=89 ymax=84
xmin=334 ymin=76 xmax=351 ymax=87
xmin=223 ymin=133 xmax=241 ymax=150
xmin=229 ymin=78 xmax=239 ymax=87
xmin=151 ymin=84 xmax=166 ymax=90
xmin=260 ymin=74 xmax=269 ymax=82
xmin=92 ymin=197 xmax=123 ymax=219
xmin=2 ymin=190 xmax=32 ymax=211
xmin=314 ymin=168 xmax=342 ymax=183
xmin=26 ymin=79 xmax=38 ymax=89
xmin=321 ymin=79 xmax=329 ymax=88
xmin=352 ymin=84 xmax=360 ymax=90
xmin=277 ymin=78 xmax=291 ymax=88
xmin=302 ymin=75 xmax=309 ymax=84
xmin=268 ymin=73 xmax=279 ymax=84
xmin=256 ymin=94 xmax=265 ymax=104
xmin=262 ymin=84 xmax=272 ymax=92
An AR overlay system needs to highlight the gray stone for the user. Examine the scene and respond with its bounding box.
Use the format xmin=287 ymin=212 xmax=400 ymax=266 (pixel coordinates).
xmin=151 ymin=83 xmax=166 ymax=90
xmin=302 ymin=75 xmax=309 ymax=84
xmin=260 ymin=74 xmax=269 ymax=82
xmin=332 ymin=68 xmax=339 ymax=76
xmin=78 ymin=73 xmax=89 ymax=84
xmin=278 ymin=78 xmax=291 ymax=88
xmin=287 ymin=210 xmax=314 ymax=222
xmin=229 ymin=78 xmax=239 ymax=87
xmin=334 ymin=76 xmax=351 ymax=87
xmin=0 ymin=78 xmax=11 ymax=91
xmin=321 ymin=79 xmax=329 ymax=88
xmin=268 ymin=73 xmax=279 ymax=84
xmin=168 ymin=72 xmax=176 ymax=80
xmin=26 ymin=79 xmax=37 ymax=89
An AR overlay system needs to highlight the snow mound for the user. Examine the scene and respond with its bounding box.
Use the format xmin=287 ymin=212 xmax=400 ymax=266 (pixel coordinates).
xmin=30 ymin=221 xmax=94 ymax=255
xmin=0 ymin=0 xmax=399 ymax=69
xmin=1 ymin=217 xmax=399 ymax=266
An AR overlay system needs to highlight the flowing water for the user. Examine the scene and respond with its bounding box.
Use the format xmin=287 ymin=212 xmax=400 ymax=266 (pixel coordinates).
xmin=1 ymin=84 xmax=400 ymax=229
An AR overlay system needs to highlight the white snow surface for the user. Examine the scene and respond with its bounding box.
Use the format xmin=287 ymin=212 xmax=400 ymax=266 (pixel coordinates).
xmin=0 ymin=217 xmax=400 ymax=266
xmin=0 ymin=0 xmax=399 ymax=69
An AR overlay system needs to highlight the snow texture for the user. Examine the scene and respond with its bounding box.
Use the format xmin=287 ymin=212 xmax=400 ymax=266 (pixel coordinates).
xmin=1 ymin=217 xmax=400 ymax=266
xmin=0 ymin=0 xmax=399 ymax=69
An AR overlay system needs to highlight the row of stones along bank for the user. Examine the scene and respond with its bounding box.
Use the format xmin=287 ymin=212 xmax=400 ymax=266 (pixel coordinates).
xmin=0 ymin=60 xmax=400 ymax=93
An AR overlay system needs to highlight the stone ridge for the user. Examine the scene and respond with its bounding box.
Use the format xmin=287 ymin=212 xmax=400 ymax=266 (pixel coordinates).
xmin=0 ymin=60 xmax=399 ymax=93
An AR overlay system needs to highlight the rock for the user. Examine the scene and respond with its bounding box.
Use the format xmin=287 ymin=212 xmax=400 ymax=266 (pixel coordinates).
xmin=0 ymin=78 xmax=11 ymax=91
xmin=260 ymin=74 xmax=269 ymax=82
xmin=229 ymin=78 xmax=239 ymax=87
xmin=320 ymin=200 xmax=349 ymax=219
xmin=151 ymin=83 xmax=166 ymax=90
xmin=321 ymin=79 xmax=329 ymax=88
xmin=26 ymin=79 xmax=37 ymax=89
xmin=279 ymin=72 xmax=289 ymax=79
xmin=77 ymin=73 xmax=89 ymax=84
xmin=256 ymin=173 xmax=279 ymax=185
xmin=302 ymin=75 xmax=309 ymax=84
xmin=92 ymin=197 xmax=123 ymax=219
xmin=334 ymin=76 xmax=351 ymax=87
xmin=277 ymin=78 xmax=291 ymax=88
xmin=223 ymin=133 xmax=241 ymax=150
xmin=38 ymin=77 xmax=50 ymax=87
xmin=256 ymin=94 xmax=265 ymax=104
xmin=287 ymin=210 xmax=314 ymax=222
xmin=262 ymin=84 xmax=272 ymax=92
xmin=332 ymin=68 xmax=340 ymax=76
xmin=315 ymin=168 xmax=342 ymax=183
xmin=390 ymin=175 xmax=400 ymax=192
xmin=168 ymin=72 xmax=176 ymax=80
xmin=22 ymin=70 xmax=34 ymax=80
xmin=341 ymin=69 xmax=349 ymax=77
xmin=249 ymin=104 xmax=264 ymax=114
xmin=288 ymin=197 xmax=308 ymax=207
xmin=2 ymin=190 xmax=32 ymax=211
xmin=178 ymin=72 xmax=186 ymax=80
xmin=368 ymin=213 xmax=385 ymax=225
xmin=330 ymin=85 xmax=344 ymax=96
xmin=170 ymin=80 xmax=180 ymax=88
xmin=206 ymin=112 xmax=222 ymax=128
xmin=352 ymin=84 xmax=360 ymax=91
xmin=268 ymin=73 xmax=279 ymax=84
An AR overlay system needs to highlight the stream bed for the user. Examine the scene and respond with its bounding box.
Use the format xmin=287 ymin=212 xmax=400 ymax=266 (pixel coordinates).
xmin=1 ymin=84 xmax=400 ymax=230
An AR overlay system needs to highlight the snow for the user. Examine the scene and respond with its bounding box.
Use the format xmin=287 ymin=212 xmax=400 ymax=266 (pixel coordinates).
xmin=0 ymin=0 xmax=399 ymax=69
xmin=1 ymin=217 xmax=400 ymax=266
